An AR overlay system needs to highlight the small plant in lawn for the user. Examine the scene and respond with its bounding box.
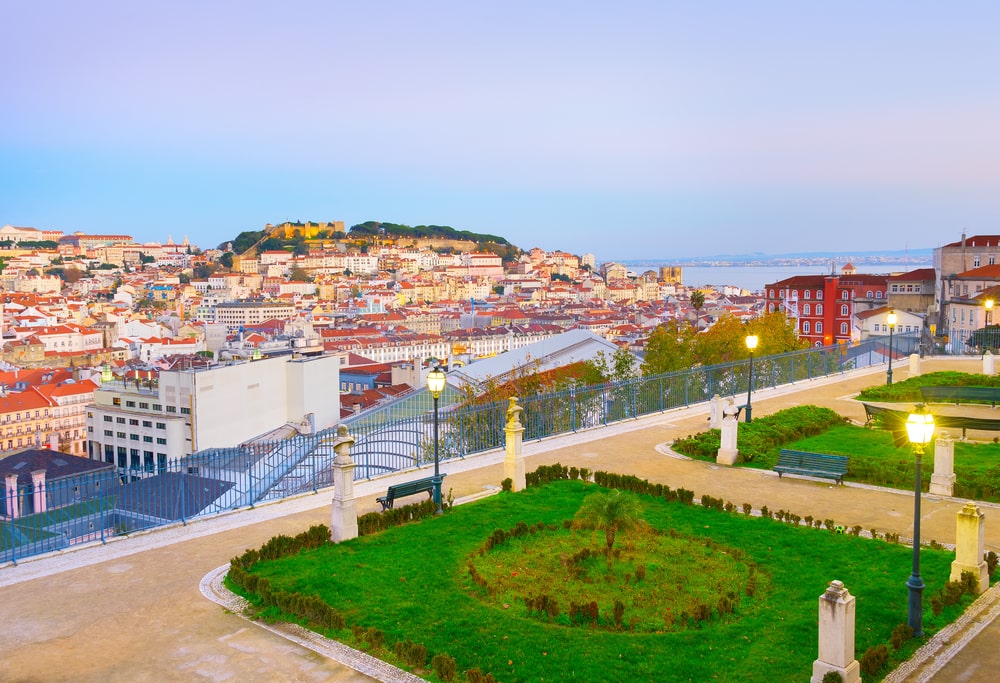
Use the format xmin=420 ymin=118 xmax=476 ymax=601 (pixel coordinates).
xmin=860 ymin=644 xmax=889 ymax=677
xmin=432 ymin=653 xmax=458 ymax=682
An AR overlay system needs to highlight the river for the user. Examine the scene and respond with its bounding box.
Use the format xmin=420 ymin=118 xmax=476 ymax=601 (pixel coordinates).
xmin=621 ymin=263 xmax=932 ymax=294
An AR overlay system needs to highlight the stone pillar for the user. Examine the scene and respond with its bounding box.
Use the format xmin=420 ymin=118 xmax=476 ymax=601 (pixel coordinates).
xmin=30 ymin=470 xmax=46 ymax=514
xmin=811 ymin=580 xmax=861 ymax=683
xmin=909 ymin=353 xmax=921 ymax=377
xmin=4 ymin=473 xmax=19 ymax=519
xmin=329 ymin=425 xmax=358 ymax=543
xmin=709 ymin=394 xmax=723 ymax=428
xmin=929 ymin=431 xmax=956 ymax=497
xmin=504 ymin=397 xmax=526 ymax=491
xmin=716 ymin=400 xmax=739 ymax=466
xmin=985 ymin=351 xmax=995 ymax=376
xmin=950 ymin=502 xmax=989 ymax=594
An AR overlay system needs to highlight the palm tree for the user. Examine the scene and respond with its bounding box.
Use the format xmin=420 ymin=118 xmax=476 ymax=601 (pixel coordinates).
xmin=690 ymin=290 xmax=705 ymax=312
xmin=574 ymin=491 xmax=644 ymax=563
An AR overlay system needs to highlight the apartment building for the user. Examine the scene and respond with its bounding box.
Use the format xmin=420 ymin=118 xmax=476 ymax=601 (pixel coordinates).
xmin=86 ymin=355 xmax=341 ymax=471
xmin=763 ymin=273 xmax=887 ymax=346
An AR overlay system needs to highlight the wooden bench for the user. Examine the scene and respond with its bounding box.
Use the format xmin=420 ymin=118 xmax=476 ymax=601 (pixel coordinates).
xmin=376 ymin=475 xmax=443 ymax=511
xmin=920 ymin=385 xmax=1000 ymax=408
xmin=774 ymin=450 xmax=848 ymax=485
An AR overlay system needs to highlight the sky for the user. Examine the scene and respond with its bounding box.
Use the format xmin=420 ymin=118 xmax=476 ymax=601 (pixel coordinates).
xmin=3 ymin=1 xmax=1000 ymax=261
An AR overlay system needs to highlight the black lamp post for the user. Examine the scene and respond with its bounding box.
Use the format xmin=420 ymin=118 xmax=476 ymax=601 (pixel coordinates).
xmin=905 ymin=405 xmax=935 ymax=637
xmin=887 ymin=310 xmax=897 ymax=385
xmin=745 ymin=334 xmax=758 ymax=423
xmin=426 ymin=365 xmax=447 ymax=515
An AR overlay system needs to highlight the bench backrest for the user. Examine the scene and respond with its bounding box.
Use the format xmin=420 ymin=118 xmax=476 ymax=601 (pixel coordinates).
xmin=920 ymin=386 xmax=1000 ymax=402
xmin=387 ymin=477 xmax=438 ymax=498
xmin=777 ymin=450 xmax=848 ymax=472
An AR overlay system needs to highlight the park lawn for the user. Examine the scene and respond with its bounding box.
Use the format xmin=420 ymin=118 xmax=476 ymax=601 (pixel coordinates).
xmin=240 ymin=479 xmax=967 ymax=683
xmin=788 ymin=424 xmax=1000 ymax=501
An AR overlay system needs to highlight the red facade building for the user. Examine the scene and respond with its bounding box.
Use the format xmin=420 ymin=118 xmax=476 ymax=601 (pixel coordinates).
xmin=763 ymin=273 xmax=888 ymax=346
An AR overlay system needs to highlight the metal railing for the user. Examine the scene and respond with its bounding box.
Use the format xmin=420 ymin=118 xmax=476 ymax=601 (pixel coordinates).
xmin=3 ymin=339 xmax=893 ymax=564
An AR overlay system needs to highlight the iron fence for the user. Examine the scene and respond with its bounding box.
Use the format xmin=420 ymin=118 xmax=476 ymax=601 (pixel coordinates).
xmin=3 ymin=339 xmax=895 ymax=564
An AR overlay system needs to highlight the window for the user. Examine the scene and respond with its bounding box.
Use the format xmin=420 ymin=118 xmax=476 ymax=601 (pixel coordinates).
xmin=157 ymin=453 xmax=167 ymax=471
xmin=129 ymin=419 xmax=139 ymax=426
xmin=803 ymin=321 xmax=811 ymax=333
xmin=104 ymin=416 xmax=112 ymax=422
xmin=875 ymin=292 xmax=883 ymax=298
xmin=104 ymin=444 xmax=114 ymax=463
xmin=126 ymin=400 xmax=136 ymax=408
xmin=991 ymin=255 xmax=997 ymax=266
xmin=816 ymin=290 xmax=823 ymax=300
xmin=803 ymin=303 xmax=811 ymax=315
xmin=866 ymin=290 xmax=873 ymax=298
xmin=156 ymin=422 xmax=166 ymax=429
xmin=768 ymin=303 xmax=775 ymax=313
xmin=874 ymin=324 xmax=881 ymax=332
xmin=166 ymin=406 xmax=177 ymax=413
xmin=975 ymin=256 xmax=981 ymax=267
xmin=130 ymin=434 xmax=139 ymax=441
xmin=104 ymin=429 xmax=113 ymax=437
xmin=117 ymin=431 xmax=126 ymax=439
xmin=816 ymin=303 xmax=823 ymax=315
xmin=841 ymin=304 xmax=849 ymax=316
xmin=180 ymin=407 xmax=190 ymax=415
xmin=156 ymin=437 xmax=167 ymax=445
xmin=816 ymin=322 xmax=823 ymax=333
xmin=117 ymin=447 xmax=127 ymax=468
xmin=139 ymin=402 xmax=149 ymax=409
xmin=116 ymin=417 xmax=125 ymax=424
xmin=130 ymin=450 xmax=140 ymax=469
xmin=88 ymin=426 xmax=93 ymax=433
xmin=152 ymin=404 xmax=162 ymax=411
xmin=144 ymin=435 xmax=153 ymax=443
xmin=842 ymin=291 xmax=850 ymax=299
xmin=142 ymin=420 xmax=152 ymax=427
xmin=113 ymin=398 xmax=121 ymax=406
xmin=804 ymin=290 xmax=811 ymax=299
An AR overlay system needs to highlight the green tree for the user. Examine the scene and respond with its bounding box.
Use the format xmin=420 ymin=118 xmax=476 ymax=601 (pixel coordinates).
xmin=690 ymin=290 xmax=706 ymax=312
xmin=584 ymin=346 xmax=638 ymax=383
xmin=219 ymin=252 xmax=234 ymax=269
xmin=574 ymin=491 xmax=644 ymax=564
xmin=641 ymin=321 xmax=696 ymax=375
xmin=746 ymin=312 xmax=809 ymax=355
xmin=693 ymin=314 xmax=746 ymax=365
xmin=288 ymin=266 xmax=311 ymax=282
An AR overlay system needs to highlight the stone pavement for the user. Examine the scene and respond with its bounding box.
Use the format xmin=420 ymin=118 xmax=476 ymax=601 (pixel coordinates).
xmin=1 ymin=357 xmax=999 ymax=682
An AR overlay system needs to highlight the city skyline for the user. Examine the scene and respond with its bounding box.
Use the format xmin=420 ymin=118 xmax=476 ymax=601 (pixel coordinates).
xmin=3 ymin=2 xmax=999 ymax=260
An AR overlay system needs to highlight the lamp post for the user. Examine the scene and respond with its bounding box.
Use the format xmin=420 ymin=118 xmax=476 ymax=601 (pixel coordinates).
xmin=426 ymin=365 xmax=447 ymax=515
xmin=905 ymin=405 xmax=935 ymax=637
xmin=886 ymin=310 xmax=897 ymax=385
xmin=744 ymin=335 xmax=759 ymax=423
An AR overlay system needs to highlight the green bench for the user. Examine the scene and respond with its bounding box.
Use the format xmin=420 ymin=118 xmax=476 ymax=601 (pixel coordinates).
xmin=774 ymin=450 xmax=848 ymax=485
xmin=377 ymin=475 xmax=443 ymax=511
xmin=920 ymin=386 xmax=1000 ymax=408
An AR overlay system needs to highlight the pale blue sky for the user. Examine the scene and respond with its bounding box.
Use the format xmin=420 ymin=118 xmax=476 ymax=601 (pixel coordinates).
xmin=2 ymin=1 xmax=998 ymax=260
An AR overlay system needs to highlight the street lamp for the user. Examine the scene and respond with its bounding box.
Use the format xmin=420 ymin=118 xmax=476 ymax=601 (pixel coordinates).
xmin=886 ymin=310 xmax=897 ymax=385
xmin=426 ymin=365 xmax=447 ymax=515
xmin=744 ymin=335 xmax=759 ymax=423
xmin=905 ymin=405 xmax=935 ymax=637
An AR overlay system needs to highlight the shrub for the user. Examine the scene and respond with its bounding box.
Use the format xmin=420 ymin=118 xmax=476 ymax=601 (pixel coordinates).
xmin=432 ymin=653 xmax=458 ymax=682
xmin=860 ymin=644 xmax=889 ymax=677
xmin=987 ymin=551 xmax=999 ymax=577
xmin=501 ymin=477 xmax=512 ymax=492
xmin=822 ymin=671 xmax=844 ymax=683
xmin=890 ymin=623 xmax=914 ymax=650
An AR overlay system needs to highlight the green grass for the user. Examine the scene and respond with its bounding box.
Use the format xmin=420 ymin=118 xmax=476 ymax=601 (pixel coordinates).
xmin=239 ymin=480 xmax=972 ymax=682
xmin=789 ymin=424 xmax=1000 ymax=501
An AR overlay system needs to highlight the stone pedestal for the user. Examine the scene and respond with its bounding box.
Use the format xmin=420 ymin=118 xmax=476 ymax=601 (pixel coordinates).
xmin=716 ymin=400 xmax=739 ymax=466
xmin=909 ymin=353 xmax=921 ymax=377
xmin=709 ymin=394 xmax=723 ymax=429
xmin=929 ymin=431 xmax=957 ymax=497
xmin=4 ymin=473 xmax=19 ymax=519
xmin=30 ymin=470 xmax=46 ymax=514
xmin=329 ymin=426 xmax=358 ymax=543
xmin=811 ymin=580 xmax=861 ymax=683
xmin=503 ymin=397 xmax=526 ymax=490
xmin=950 ymin=502 xmax=989 ymax=593
xmin=985 ymin=351 xmax=995 ymax=376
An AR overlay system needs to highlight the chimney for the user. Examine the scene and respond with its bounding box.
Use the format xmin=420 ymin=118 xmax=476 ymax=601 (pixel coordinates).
xmin=31 ymin=469 xmax=47 ymax=514
xmin=4 ymin=473 xmax=18 ymax=519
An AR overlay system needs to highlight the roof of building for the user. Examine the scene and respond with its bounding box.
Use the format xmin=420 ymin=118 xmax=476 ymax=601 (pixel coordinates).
xmin=0 ymin=448 xmax=114 ymax=485
xmin=115 ymin=472 xmax=234 ymax=521
xmin=941 ymin=235 xmax=1000 ymax=248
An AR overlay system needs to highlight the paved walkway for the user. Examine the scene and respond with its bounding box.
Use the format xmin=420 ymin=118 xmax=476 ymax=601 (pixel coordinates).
xmin=1 ymin=357 xmax=999 ymax=682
